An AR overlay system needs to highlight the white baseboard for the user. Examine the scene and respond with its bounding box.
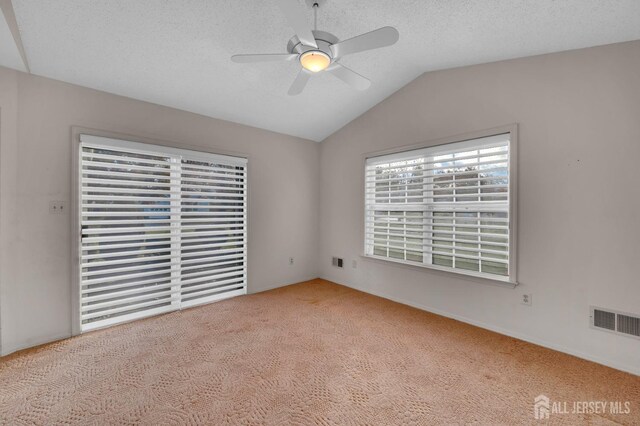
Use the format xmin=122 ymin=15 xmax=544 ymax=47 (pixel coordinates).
xmin=1 ymin=331 xmax=72 ymax=357
xmin=322 ymin=276 xmax=639 ymax=377
xmin=249 ymin=276 xmax=319 ymax=294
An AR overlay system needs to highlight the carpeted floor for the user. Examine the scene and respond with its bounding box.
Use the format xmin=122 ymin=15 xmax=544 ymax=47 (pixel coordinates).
xmin=0 ymin=279 xmax=638 ymax=425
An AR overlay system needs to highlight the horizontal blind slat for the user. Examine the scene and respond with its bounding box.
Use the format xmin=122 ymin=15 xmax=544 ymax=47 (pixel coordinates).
xmin=366 ymin=167 xmax=509 ymax=184
xmin=82 ymin=151 xmax=172 ymax=167
xmin=81 ymin=297 xmax=180 ymax=321
xmin=180 ymin=279 xmax=245 ymax=295
xmin=81 ymin=276 xmax=173 ymax=295
xmin=81 ymin=288 xmax=180 ymax=312
xmin=180 ymin=282 xmax=246 ymax=301
xmin=179 ymin=268 xmax=244 ymax=286
xmin=367 ymin=148 xmax=508 ymax=170
xmin=366 ymin=229 xmax=509 ymax=240
xmin=81 ymin=260 xmax=176 ymax=278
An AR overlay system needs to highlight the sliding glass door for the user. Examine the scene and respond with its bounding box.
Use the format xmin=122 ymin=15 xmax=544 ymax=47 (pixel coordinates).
xmin=78 ymin=134 xmax=247 ymax=332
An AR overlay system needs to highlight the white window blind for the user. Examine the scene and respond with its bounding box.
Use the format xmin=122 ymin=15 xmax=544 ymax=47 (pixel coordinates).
xmin=364 ymin=133 xmax=514 ymax=282
xmin=79 ymin=134 xmax=247 ymax=331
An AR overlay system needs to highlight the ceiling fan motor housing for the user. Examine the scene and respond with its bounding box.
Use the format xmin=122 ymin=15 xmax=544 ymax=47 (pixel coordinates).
xmin=287 ymin=30 xmax=339 ymax=63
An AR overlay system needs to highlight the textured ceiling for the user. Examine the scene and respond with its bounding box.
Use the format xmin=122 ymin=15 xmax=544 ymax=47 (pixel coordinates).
xmin=10 ymin=0 xmax=640 ymax=141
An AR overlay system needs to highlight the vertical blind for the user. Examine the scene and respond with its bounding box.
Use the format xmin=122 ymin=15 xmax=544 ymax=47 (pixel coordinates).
xmin=79 ymin=135 xmax=247 ymax=331
xmin=364 ymin=133 xmax=513 ymax=282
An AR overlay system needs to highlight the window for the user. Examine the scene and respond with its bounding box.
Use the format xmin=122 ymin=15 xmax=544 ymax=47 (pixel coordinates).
xmin=364 ymin=132 xmax=515 ymax=283
xmin=78 ymin=134 xmax=247 ymax=331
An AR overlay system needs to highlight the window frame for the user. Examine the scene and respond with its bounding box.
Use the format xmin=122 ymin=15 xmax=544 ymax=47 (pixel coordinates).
xmin=361 ymin=125 xmax=518 ymax=287
xmin=70 ymin=127 xmax=250 ymax=335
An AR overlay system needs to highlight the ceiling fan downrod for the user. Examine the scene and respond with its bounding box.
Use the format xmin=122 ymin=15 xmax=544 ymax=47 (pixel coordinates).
xmin=313 ymin=2 xmax=319 ymax=31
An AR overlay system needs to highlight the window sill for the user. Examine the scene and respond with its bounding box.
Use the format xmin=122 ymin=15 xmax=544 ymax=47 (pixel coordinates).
xmin=360 ymin=254 xmax=519 ymax=288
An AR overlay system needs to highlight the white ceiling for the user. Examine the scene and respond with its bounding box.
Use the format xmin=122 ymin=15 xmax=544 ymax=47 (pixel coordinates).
xmin=6 ymin=0 xmax=640 ymax=141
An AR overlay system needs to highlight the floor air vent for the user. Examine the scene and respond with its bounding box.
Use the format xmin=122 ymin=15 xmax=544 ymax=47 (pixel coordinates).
xmin=591 ymin=307 xmax=640 ymax=339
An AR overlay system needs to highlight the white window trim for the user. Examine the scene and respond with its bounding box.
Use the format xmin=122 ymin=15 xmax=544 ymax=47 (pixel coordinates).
xmin=361 ymin=125 xmax=519 ymax=287
xmin=70 ymin=127 xmax=250 ymax=335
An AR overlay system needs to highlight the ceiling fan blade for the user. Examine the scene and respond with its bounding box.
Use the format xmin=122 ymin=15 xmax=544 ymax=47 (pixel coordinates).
xmin=231 ymin=53 xmax=298 ymax=63
xmin=330 ymin=26 xmax=399 ymax=59
xmin=275 ymin=0 xmax=318 ymax=48
xmin=288 ymin=69 xmax=312 ymax=95
xmin=327 ymin=63 xmax=371 ymax=91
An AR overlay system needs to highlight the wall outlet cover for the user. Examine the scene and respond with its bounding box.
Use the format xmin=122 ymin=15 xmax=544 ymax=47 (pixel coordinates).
xmin=49 ymin=200 xmax=66 ymax=214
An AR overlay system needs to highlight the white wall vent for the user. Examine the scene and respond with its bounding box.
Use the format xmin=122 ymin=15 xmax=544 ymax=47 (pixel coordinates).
xmin=617 ymin=314 xmax=640 ymax=337
xmin=593 ymin=309 xmax=615 ymax=331
xmin=332 ymin=257 xmax=343 ymax=268
xmin=590 ymin=307 xmax=640 ymax=339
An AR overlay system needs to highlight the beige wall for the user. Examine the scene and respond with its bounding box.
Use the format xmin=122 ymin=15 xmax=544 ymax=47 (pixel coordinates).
xmin=1 ymin=40 xmax=639 ymax=375
xmin=319 ymin=40 xmax=640 ymax=375
xmin=0 ymin=68 xmax=320 ymax=355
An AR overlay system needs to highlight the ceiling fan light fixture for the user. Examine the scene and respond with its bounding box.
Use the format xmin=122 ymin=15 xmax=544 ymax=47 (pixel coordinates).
xmin=231 ymin=0 xmax=399 ymax=94
xmin=299 ymin=50 xmax=331 ymax=73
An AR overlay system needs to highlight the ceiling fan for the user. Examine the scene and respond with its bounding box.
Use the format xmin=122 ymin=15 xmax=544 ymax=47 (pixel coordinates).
xmin=231 ymin=0 xmax=399 ymax=95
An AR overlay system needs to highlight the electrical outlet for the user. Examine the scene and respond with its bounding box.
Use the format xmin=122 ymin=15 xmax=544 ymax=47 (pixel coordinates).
xmin=289 ymin=257 xmax=294 ymax=265
xmin=521 ymin=293 xmax=532 ymax=306
xmin=49 ymin=200 xmax=66 ymax=214
xmin=352 ymin=259 xmax=357 ymax=268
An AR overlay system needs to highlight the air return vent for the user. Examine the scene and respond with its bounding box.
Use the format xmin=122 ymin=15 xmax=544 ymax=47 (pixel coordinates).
xmin=593 ymin=309 xmax=615 ymax=331
xmin=332 ymin=257 xmax=343 ymax=268
xmin=590 ymin=307 xmax=640 ymax=339
xmin=617 ymin=314 xmax=640 ymax=337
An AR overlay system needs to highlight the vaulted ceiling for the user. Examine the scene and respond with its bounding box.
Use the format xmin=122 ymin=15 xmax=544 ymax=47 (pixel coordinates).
xmin=2 ymin=0 xmax=640 ymax=141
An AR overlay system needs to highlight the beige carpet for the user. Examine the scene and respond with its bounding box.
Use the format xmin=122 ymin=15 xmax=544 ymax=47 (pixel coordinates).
xmin=1 ymin=279 xmax=638 ymax=425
